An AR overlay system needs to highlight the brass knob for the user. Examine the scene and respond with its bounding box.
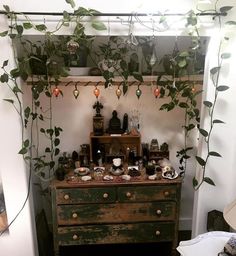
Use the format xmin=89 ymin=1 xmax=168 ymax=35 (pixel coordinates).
xmin=156 ymin=209 xmax=162 ymax=215
xmin=103 ymin=193 xmax=109 ymax=199
xmin=155 ymin=230 xmax=161 ymax=236
xmin=72 ymin=213 xmax=78 ymax=218
xmin=164 ymin=191 xmax=170 ymax=197
xmin=72 ymin=234 xmax=78 ymax=240
xmin=126 ymin=192 xmax=131 ymax=198
xmin=64 ymin=194 xmax=70 ymax=200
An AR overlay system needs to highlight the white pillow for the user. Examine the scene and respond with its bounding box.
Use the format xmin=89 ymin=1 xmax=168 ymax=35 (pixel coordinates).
xmin=177 ymin=232 xmax=234 ymax=256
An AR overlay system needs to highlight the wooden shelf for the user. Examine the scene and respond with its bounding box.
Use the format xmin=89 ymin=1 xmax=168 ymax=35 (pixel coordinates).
xmin=26 ymin=75 xmax=203 ymax=86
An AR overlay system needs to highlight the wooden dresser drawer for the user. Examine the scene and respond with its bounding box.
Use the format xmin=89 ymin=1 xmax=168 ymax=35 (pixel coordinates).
xmin=118 ymin=185 xmax=177 ymax=202
xmin=58 ymin=222 xmax=175 ymax=245
xmin=56 ymin=187 xmax=116 ymax=204
xmin=57 ymin=201 xmax=176 ymax=225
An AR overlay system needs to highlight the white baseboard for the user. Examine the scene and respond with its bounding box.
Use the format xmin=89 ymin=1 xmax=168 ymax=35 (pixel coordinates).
xmin=179 ymin=217 xmax=192 ymax=230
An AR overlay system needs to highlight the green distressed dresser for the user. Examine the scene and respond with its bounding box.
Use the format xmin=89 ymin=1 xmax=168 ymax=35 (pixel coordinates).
xmin=51 ymin=171 xmax=182 ymax=255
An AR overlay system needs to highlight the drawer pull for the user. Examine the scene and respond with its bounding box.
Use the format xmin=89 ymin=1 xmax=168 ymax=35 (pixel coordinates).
xmin=155 ymin=230 xmax=161 ymax=236
xmin=64 ymin=194 xmax=70 ymax=200
xmin=126 ymin=192 xmax=132 ymax=198
xmin=72 ymin=234 xmax=78 ymax=240
xmin=156 ymin=209 xmax=162 ymax=215
xmin=103 ymin=193 xmax=109 ymax=199
xmin=72 ymin=213 xmax=78 ymax=218
xmin=164 ymin=191 xmax=170 ymax=197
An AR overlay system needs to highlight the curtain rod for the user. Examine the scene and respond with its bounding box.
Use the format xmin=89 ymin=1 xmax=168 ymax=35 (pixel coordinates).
xmin=0 ymin=11 xmax=227 ymax=17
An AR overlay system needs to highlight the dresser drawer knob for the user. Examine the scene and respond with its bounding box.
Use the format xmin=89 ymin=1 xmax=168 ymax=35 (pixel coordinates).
xmin=164 ymin=191 xmax=170 ymax=197
xmin=72 ymin=234 xmax=78 ymax=240
xmin=103 ymin=193 xmax=109 ymax=199
xmin=156 ymin=209 xmax=162 ymax=215
xmin=126 ymin=192 xmax=132 ymax=198
xmin=155 ymin=230 xmax=161 ymax=236
xmin=72 ymin=213 xmax=78 ymax=218
xmin=64 ymin=194 xmax=70 ymax=200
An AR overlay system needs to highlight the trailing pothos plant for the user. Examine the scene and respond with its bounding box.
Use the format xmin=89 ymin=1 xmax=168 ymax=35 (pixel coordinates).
xmin=0 ymin=0 xmax=107 ymax=183
xmin=192 ymin=3 xmax=235 ymax=190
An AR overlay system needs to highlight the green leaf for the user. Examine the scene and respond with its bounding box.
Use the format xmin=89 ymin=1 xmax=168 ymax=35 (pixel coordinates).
xmin=65 ymin=0 xmax=75 ymax=8
xmin=192 ymin=177 xmax=198 ymax=188
xmin=186 ymin=124 xmax=195 ymax=131
xmin=13 ymin=86 xmax=23 ymax=94
xmin=10 ymin=68 xmax=20 ymax=78
xmin=16 ymin=25 xmax=23 ymax=35
xmin=120 ymin=60 xmax=128 ymax=71
xmin=213 ymin=119 xmax=225 ymax=124
xmin=132 ymin=72 xmax=143 ymax=82
xmin=46 ymin=128 xmax=54 ymax=137
xmin=226 ymin=21 xmax=236 ymax=26
xmin=91 ymin=21 xmax=107 ymax=30
xmin=54 ymin=138 xmax=60 ymax=147
xmin=55 ymin=148 xmax=60 ymax=156
xmin=35 ymin=24 xmax=47 ymax=31
xmin=195 ymin=156 xmax=206 ymax=166
xmin=0 ymin=73 xmax=9 ymax=82
xmin=3 ymin=99 xmax=14 ymax=104
xmin=179 ymin=51 xmax=189 ymax=57
xmin=199 ymin=128 xmax=208 ymax=137
xmin=63 ymin=11 xmax=70 ymax=21
xmin=204 ymin=177 xmax=215 ymax=186
xmin=24 ymin=139 xmax=30 ymax=147
xmin=178 ymin=59 xmax=187 ymax=68
xmin=123 ymin=83 xmax=128 ymax=95
xmin=40 ymin=128 xmax=45 ymax=133
xmin=45 ymin=147 xmax=51 ymax=153
xmin=221 ymin=53 xmax=231 ymax=59
xmin=220 ymin=6 xmax=233 ymax=13
xmin=209 ymin=151 xmax=222 ymax=157
xmin=0 ymin=31 xmax=8 ymax=37
xmin=24 ymin=106 xmax=30 ymax=118
xmin=3 ymin=61 xmax=10 ymax=69
xmin=179 ymin=102 xmax=189 ymax=108
xmin=203 ymin=100 xmax=213 ymax=108
xmin=23 ymin=23 xmax=33 ymax=29
xmin=216 ymin=85 xmax=229 ymax=92
xmin=210 ymin=67 xmax=220 ymax=75
xmin=49 ymin=161 xmax=55 ymax=169
xmin=3 ymin=5 xmax=10 ymax=12
xmin=18 ymin=147 xmax=27 ymax=155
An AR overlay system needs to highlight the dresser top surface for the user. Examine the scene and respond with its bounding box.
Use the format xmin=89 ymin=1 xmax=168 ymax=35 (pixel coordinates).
xmin=51 ymin=168 xmax=182 ymax=189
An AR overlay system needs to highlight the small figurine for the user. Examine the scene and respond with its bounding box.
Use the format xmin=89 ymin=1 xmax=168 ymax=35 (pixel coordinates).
xmin=107 ymin=110 xmax=123 ymax=134
xmin=122 ymin=113 xmax=129 ymax=133
xmin=160 ymin=142 xmax=169 ymax=152
xmin=93 ymin=101 xmax=103 ymax=117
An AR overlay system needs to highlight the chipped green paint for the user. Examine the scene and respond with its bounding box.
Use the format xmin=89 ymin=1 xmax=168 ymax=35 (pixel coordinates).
xmin=57 ymin=201 xmax=176 ymax=225
xmin=58 ymin=222 xmax=175 ymax=245
xmin=118 ymin=185 xmax=177 ymax=202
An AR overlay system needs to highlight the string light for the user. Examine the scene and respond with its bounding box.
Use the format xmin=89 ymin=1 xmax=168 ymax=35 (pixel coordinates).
xmin=154 ymin=87 xmax=160 ymax=98
xmin=52 ymin=85 xmax=61 ymax=98
xmin=73 ymin=83 xmax=80 ymax=99
xmin=136 ymin=84 xmax=142 ymax=99
xmin=116 ymin=85 xmax=122 ymax=99
xmin=93 ymin=85 xmax=100 ymax=99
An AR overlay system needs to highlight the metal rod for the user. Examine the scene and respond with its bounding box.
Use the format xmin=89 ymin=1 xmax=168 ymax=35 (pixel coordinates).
xmin=0 ymin=11 xmax=227 ymax=17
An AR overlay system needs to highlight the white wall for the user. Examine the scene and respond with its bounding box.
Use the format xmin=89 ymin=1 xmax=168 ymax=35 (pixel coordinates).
xmin=192 ymin=2 xmax=236 ymax=236
xmin=0 ymin=15 xmax=38 ymax=256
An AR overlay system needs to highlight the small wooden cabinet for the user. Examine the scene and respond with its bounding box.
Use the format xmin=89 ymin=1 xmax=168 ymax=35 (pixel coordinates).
xmin=89 ymin=133 xmax=141 ymax=164
xmin=51 ymin=173 xmax=182 ymax=255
